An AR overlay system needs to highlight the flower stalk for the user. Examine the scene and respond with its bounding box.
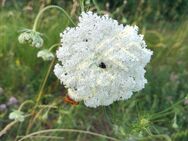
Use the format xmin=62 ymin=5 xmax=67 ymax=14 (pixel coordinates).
xmin=32 ymin=5 xmax=75 ymax=32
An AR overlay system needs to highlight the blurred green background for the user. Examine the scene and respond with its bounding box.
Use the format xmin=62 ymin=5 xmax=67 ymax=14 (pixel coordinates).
xmin=0 ymin=0 xmax=188 ymax=141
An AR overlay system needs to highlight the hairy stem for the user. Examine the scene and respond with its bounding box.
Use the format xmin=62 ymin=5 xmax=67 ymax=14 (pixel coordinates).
xmin=18 ymin=100 xmax=34 ymax=111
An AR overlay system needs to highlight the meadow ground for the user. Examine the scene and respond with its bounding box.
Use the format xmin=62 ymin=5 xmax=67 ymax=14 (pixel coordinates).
xmin=0 ymin=1 xmax=188 ymax=141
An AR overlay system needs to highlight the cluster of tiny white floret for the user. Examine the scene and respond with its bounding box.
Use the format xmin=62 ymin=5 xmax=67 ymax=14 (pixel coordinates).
xmin=37 ymin=49 xmax=54 ymax=61
xmin=54 ymin=11 xmax=153 ymax=108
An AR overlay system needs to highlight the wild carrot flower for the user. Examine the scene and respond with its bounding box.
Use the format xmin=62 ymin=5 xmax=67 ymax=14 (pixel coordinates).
xmin=54 ymin=11 xmax=153 ymax=108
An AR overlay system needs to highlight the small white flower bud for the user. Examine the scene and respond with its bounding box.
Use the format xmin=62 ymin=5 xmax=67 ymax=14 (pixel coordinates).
xmin=37 ymin=49 xmax=54 ymax=61
xmin=18 ymin=30 xmax=44 ymax=48
xmin=9 ymin=110 xmax=25 ymax=122
xmin=18 ymin=32 xmax=31 ymax=44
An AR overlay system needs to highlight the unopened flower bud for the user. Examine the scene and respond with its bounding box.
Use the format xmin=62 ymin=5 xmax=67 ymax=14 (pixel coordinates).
xmin=18 ymin=29 xmax=44 ymax=48
xmin=37 ymin=49 xmax=54 ymax=61
xmin=9 ymin=110 xmax=25 ymax=122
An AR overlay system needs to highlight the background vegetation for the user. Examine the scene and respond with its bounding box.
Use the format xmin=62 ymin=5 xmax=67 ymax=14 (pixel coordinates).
xmin=0 ymin=0 xmax=188 ymax=141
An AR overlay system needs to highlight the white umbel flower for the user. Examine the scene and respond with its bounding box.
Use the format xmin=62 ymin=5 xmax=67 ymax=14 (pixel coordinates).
xmin=18 ymin=29 xmax=43 ymax=48
xmin=54 ymin=11 xmax=153 ymax=108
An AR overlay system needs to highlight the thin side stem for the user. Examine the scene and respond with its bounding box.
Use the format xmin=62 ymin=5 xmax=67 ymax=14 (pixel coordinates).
xmin=150 ymin=99 xmax=184 ymax=119
xmin=48 ymin=43 xmax=60 ymax=51
xmin=36 ymin=58 xmax=55 ymax=104
xmin=32 ymin=5 xmax=75 ymax=31
xmin=26 ymin=58 xmax=55 ymax=134
xmin=18 ymin=100 xmax=34 ymax=111
xmin=80 ymin=0 xmax=85 ymax=12
xmin=18 ymin=128 xmax=119 ymax=141
xmin=18 ymin=135 xmax=64 ymax=140
xmin=92 ymin=0 xmax=100 ymax=13
xmin=26 ymin=109 xmax=44 ymax=134
xmin=139 ymin=134 xmax=172 ymax=141
xmin=0 ymin=121 xmax=17 ymax=137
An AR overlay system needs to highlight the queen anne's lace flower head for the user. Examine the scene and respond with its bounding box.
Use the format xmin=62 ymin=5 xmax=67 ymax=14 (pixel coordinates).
xmin=54 ymin=11 xmax=153 ymax=108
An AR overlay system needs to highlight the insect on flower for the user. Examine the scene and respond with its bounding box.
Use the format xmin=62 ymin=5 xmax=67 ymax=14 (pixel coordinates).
xmin=63 ymin=95 xmax=79 ymax=106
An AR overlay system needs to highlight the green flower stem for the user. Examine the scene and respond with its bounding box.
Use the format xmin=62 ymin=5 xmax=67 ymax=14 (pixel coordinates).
xmin=18 ymin=128 xmax=119 ymax=141
xmin=92 ymin=0 xmax=100 ymax=13
xmin=80 ymin=0 xmax=85 ymax=12
xmin=18 ymin=135 xmax=65 ymax=140
xmin=26 ymin=58 xmax=55 ymax=133
xmin=150 ymin=111 xmax=174 ymax=121
xmin=32 ymin=5 xmax=75 ymax=31
xmin=144 ymin=127 xmax=153 ymax=136
xmin=150 ymin=99 xmax=184 ymax=119
xmin=48 ymin=43 xmax=60 ymax=51
xmin=0 ymin=121 xmax=17 ymax=137
xmin=36 ymin=58 xmax=55 ymax=104
xmin=26 ymin=109 xmax=44 ymax=134
xmin=18 ymin=100 xmax=34 ymax=111
xmin=139 ymin=134 xmax=172 ymax=141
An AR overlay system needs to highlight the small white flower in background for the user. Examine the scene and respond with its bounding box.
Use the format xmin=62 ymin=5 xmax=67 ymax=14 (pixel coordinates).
xmin=9 ymin=110 xmax=25 ymax=122
xmin=54 ymin=11 xmax=153 ymax=108
xmin=37 ymin=49 xmax=54 ymax=61
xmin=7 ymin=96 xmax=18 ymax=106
xmin=18 ymin=29 xmax=43 ymax=48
